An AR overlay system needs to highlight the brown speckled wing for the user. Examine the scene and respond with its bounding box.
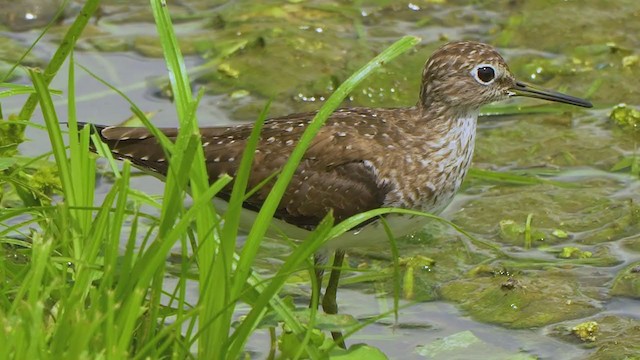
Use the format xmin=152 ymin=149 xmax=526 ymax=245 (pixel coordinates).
xmin=82 ymin=116 xmax=390 ymax=230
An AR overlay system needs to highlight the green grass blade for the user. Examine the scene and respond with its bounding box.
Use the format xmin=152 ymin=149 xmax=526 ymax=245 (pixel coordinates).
xmin=29 ymin=68 xmax=76 ymax=217
xmin=467 ymin=167 xmax=580 ymax=188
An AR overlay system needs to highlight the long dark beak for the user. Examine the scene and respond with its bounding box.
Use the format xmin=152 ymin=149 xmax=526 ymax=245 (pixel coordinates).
xmin=510 ymin=81 xmax=593 ymax=108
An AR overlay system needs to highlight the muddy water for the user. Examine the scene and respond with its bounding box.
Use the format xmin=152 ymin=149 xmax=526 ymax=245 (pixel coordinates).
xmin=3 ymin=0 xmax=639 ymax=358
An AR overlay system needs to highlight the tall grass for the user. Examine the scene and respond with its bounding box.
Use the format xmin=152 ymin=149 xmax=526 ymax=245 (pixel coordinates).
xmin=1 ymin=1 xmax=420 ymax=359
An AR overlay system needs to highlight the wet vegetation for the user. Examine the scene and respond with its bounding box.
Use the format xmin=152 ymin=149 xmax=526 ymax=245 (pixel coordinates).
xmin=1 ymin=0 xmax=639 ymax=359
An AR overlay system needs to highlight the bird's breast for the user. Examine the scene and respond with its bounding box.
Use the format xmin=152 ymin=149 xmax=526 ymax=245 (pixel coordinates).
xmin=376 ymin=113 xmax=478 ymax=213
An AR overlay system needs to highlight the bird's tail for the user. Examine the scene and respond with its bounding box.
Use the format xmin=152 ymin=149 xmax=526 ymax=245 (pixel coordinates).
xmin=70 ymin=122 xmax=172 ymax=175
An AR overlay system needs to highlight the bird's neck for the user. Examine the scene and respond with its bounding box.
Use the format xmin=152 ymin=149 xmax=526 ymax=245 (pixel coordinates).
xmin=411 ymin=105 xmax=479 ymax=212
xmin=413 ymin=100 xmax=480 ymax=138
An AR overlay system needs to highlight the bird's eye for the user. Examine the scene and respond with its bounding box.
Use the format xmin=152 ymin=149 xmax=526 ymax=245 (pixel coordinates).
xmin=477 ymin=67 xmax=495 ymax=82
xmin=471 ymin=64 xmax=497 ymax=85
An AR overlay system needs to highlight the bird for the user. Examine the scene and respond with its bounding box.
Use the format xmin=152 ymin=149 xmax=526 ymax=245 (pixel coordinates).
xmin=80 ymin=41 xmax=592 ymax=346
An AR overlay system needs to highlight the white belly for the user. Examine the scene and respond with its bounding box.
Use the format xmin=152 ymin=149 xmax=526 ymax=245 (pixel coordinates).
xmin=322 ymin=214 xmax=430 ymax=250
xmin=214 ymin=198 xmax=430 ymax=249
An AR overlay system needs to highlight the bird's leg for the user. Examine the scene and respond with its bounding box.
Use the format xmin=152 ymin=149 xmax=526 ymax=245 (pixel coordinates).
xmin=311 ymin=252 xmax=326 ymax=310
xmin=321 ymin=250 xmax=344 ymax=314
xmin=322 ymin=249 xmax=346 ymax=348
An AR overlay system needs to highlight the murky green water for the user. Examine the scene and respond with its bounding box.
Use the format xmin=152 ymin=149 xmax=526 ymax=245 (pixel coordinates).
xmin=2 ymin=0 xmax=639 ymax=358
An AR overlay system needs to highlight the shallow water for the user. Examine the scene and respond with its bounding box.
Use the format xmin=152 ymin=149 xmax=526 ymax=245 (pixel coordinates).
xmin=3 ymin=0 xmax=640 ymax=358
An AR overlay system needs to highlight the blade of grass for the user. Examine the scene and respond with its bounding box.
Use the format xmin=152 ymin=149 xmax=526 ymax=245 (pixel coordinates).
xmin=467 ymin=168 xmax=579 ymax=188
xmin=0 ymin=83 xmax=62 ymax=97
xmin=380 ymin=217 xmax=401 ymax=327
xmin=67 ymin=50 xmax=96 ymax=236
xmin=524 ymin=213 xmax=533 ymax=250
xmin=29 ymin=69 xmax=75 ymax=205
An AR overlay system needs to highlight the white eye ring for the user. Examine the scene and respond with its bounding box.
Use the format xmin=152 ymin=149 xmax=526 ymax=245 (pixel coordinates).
xmin=471 ymin=63 xmax=497 ymax=85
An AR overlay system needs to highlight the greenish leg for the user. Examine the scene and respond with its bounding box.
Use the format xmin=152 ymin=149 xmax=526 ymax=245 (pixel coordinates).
xmin=322 ymin=250 xmax=346 ymax=348
xmin=311 ymin=253 xmax=326 ymax=310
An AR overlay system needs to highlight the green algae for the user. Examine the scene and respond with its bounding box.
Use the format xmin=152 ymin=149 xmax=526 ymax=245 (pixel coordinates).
xmin=495 ymin=1 xmax=640 ymax=106
xmin=0 ymin=36 xmax=44 ymax=67
xmin=399 ymin=255 xmax=436 ymax=300
xmin=474 ymin=119 xmax=621 ymax=170
xmin=552 ymin=229 xmax=569 ymax=239
xmin=558 ymin=247 xmax=593 ymax=259
xmin=621 ymin=236 xmax=640 ymax=253
xmin=609 ymin=104 xmax=640 ymax=132
xmin=1 ymin=156 xmax=60 ymax=208
xmin=607 ymin=103 xmax=640 ymax=174
xmin=611 ymin=262 xmax=640 ymax=299
xmin=510 ymin=56 xmax=590 ymax=85
xmin=0 ymin=116 xmax=24 ymax=157
xmin=551 ymin=316 xmax=640 ymax=359
xmin=453 ymin=178 xmax=640 ymax=248
xmin=85 ymin=2 xmax=446 ymax=117
xmin=440 ymin=271 xmax=599 ymax=328
xmin=571 ymin=321 xmax=599 ymax=342
xmin=498 ymin=218 xmax=547 ymax=246
xmin=329 ymin=344 xmax=388 ymax=360
xmin=339 ymin=229 xmax=488 ymax=304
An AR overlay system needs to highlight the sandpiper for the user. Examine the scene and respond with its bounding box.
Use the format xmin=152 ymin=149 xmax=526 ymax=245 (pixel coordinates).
xmin=82 ymin=41 xmax=592 ymax=345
